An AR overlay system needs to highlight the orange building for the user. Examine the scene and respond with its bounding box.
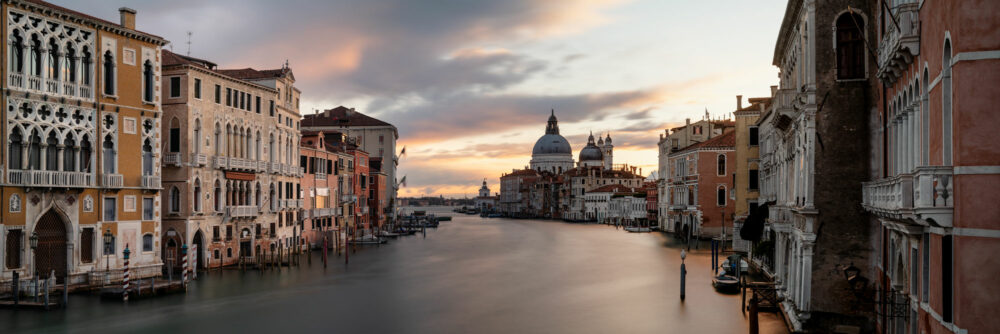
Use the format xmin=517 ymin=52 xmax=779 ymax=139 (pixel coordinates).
xmin=298 ymin=132 xmax=350 ymax=249
xmin=0 ymin=3 xmax=167 ymax=284
xmin=665 ymin=131 xmax=735 ymax=241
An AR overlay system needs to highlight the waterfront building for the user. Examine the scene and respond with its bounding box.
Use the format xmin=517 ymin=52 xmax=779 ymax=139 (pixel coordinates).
xmin=302 ymin=106 xmax=399 ymax=221
xmin=499 ymin=168 xmax=538 ymax=217
xmin=323 ymin=132 xmax=370 ymax=238
xmin=656 ymin=117 xmax=735 ymax=232
xmin=665 ymin=131 xmax=735 ymax=241
xmin=756 ymin=0 xmax=877 ymax=330
xmin=474 ymin=179 xmax=497 ymax=213
xmin=732 ymin=95 xmax=769 ymax=252
xmin=298 ymin=132 xmax=348 ymax=249
xmin=159 ymin=49 xmax=303 ymax=270
xmin=529 ymin=110 xmax=574 ymax=174
xmin=643 ymin=181 xmax=657 ymax=227
xmin=368 ymin=158 xmax=388 ymax=230
xmin=860 ymin=1 xmax=1000 ymax=333
xmin=609 ymin=192 xmax=646 ymax=227
xmin=0 ymin=3 xmax=167 ymax=284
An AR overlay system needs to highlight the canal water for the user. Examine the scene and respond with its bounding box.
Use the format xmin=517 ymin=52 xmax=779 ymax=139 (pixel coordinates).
xmin=3 ymin=207 xmax=788 ymax=334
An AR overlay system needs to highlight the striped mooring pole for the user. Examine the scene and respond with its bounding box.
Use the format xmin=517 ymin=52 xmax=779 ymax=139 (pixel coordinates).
xmin=181 ymin=244 xmax=189 ymax=290
xmin=122 ymin=245 xmax=131 ymax=302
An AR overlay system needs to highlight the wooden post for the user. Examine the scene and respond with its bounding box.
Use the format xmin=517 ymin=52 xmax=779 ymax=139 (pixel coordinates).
xmin=749 ymin=293 xmax=759 ymax=334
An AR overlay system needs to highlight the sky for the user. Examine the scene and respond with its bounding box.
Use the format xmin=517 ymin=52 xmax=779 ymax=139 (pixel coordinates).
xmin=55 ymin=0 xmax=786 ymax=198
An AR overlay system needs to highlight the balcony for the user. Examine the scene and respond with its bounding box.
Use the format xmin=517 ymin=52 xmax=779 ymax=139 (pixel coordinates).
xmin=270 ymin=162 xmax=281 ymax=174
xmin=102 ymin=174 xmax=124 ymax=188
xmin=7 ymin=170 xmax=93 ymax=188
xmin=341 ymin=194 xmax=357 ymax=203
xmin=315 ymin=173 xmax=327 ymax=180
xmin=9 ymin=72 xmax=24 ymax=89
xmin=45 ymin=78 xmax=59 ymax=94
xmin=299 ymin=167 xmax=305 ymax=176
xmin=62 ymin=82 xmax=77 ymax=96
xmin=862 ymin=166 xmax=953 ymax=226
xmin=164 ymin=152 xmax=182 ymax=167
xmin=294 ymin=199 xmax=303 ymax=208
xmin=28 ymin=75 xmax=41 ymax=90
xmin=141 ymin=175 xmax=161 ymax=189
xmin=312 ymin=208 xmax=335 ymax=217
xmin=192 ymin=153 xmax=208 ymax=167
xmin=877 ymin=2 xmax=920 ymax=84
xmin=227 ymin=205 xmax=257 ymax=218
xmin=79 ymin=85 xmax=92 ymax=99
xmin=213 ymin=156 xmax=228 ymax=169
xmin=258 ymin=161 xmax=269 ymax=171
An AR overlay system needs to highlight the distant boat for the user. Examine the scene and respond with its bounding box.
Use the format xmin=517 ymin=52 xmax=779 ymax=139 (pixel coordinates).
xmin=624 ymin=226 xmax=651 ymax=233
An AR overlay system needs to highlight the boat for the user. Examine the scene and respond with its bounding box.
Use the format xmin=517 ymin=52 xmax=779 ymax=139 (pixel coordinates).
xmin=379 ymin=231 xmax=400 ymax=238
xmin=624 ymin=226 xmax=651 ymax=233
xmin=712 ymin=269 xmax=741 ymax=293
xmin=437 ymin=216 xmax=452 ymax=221
xmin=350 ymin=235 xmax=387 ymax=245
xmin=487 ymin=213 xmax=502 ymax=218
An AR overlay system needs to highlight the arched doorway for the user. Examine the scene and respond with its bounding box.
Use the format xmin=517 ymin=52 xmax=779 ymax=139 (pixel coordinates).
xmin=164 ymin=236 xmax=179 ymax=274
xmin=34 ymin=210 xmax=68 ymax=281
xmin=193 ymin=230 xmax=205 ymax=269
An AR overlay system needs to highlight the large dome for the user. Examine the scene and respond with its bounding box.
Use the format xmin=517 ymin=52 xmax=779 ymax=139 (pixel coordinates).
xmin=533 ymin=134 xmax=572 ymax=155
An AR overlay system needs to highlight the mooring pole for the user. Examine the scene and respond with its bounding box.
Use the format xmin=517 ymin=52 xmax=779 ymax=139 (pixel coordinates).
xmin=680 ymin=249 xmax=687 ymax=302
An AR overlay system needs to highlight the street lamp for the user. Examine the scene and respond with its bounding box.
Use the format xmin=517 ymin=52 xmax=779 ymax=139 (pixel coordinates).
xmin=29 ymin=232 xmax=38 ymax=277
xmin=103 ymin=229 xmax=113 ymax=284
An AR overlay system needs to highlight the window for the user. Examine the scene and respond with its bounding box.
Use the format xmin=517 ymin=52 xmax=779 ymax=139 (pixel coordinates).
xmin=102 ymin=135 xmax=115 ymax=173
xmin=142 ymin=234 xmax=153 ymax=252
xmin=194 ymin=78 xmax=202 ymax=99
xmin=213 ymin=226 xmax=220 ymax=241
xmin=835 ymin=13 xmax=865 ymax=80
xmin=226 ymin=225 xmax=233 ymax=240
xmin=5 ymin=230 xmax=22 ymax=269
xmin=10 ymin=31 xmax=23 ymax=74
xmin=168 ymin=76 xmax=180 ymax=98
xmin=102 ymin=50 xmax=114 ymax=95
xmin=269 ymin=100 xmax=275 ymax=116
xmin=80 ymin=228 xmax=93 ymax=263
xmin=103 ymin=197 xmax=117 ymax=221
xmin=143 ymin=197 xmax=154 ymax=220
xmin=749 ymin=169 xmax=759 ymax=191
xmin=124 ymin=195 xmax=136 ymax=212
xmin=214 ymin=84 xmax=221 ymax=103
xmin=81 ymin=47 xmax=92 ymax=85
xmin=9 ymin=128 xmax=22 ymax=170
xmin=693 ymin=126 xmax=702 ymax=135
xmin=169 ymin=118 xmax=180 ymax=153
xmin=144 ymin=61 xmax=156 ymax=101
xmin=170 ymin=186 xmax=181 ymax=213
xmin=717 ymin=186 xmax=726 ymax=206
xmin=255 ymin=96 xmax=261 ymax=114
xmin=193 ymin=181 xmax=202 ymax=212
xmin=922 ymin=234 xmax=929 ymax=301
xmin=942 ymin=39 xmax=953 ymax=165
xmin=717 ymin=154 xmax=726 ymax=176
xmin=47 ymin=38 xmax=58 ymax=79
xmin=226 ymin=88 xmax=232 ymax=106
xmin=749 ymin=127 xmax=759 ymax=146
xmin=942 ymin=234 xmax=953 ymax=322
xmin=142 ymin=139 xmax=154 ymax=175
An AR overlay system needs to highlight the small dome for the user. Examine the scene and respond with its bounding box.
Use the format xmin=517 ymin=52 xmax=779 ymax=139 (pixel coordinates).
xmin=579 ymin=145 xmax=603 ymax=161
xmin=532 ymin=134 xmax=572 ymax=155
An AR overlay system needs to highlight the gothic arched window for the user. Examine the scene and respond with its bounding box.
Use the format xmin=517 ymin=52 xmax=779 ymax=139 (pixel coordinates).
xmin=142 ymin=139 xmax=153 ymax=175
xmin=193 ymin=179 xmax=202 ymax=212
xmin=81 ymin=47 xmax=92 ymax=86
xmin=63 ymin=136 xmax=76 ymax=172
xmin=45 ymin=132 xmax=58 ymax=171
xmin=717 ymin=154 xmax=727 ymax=176
xmin=836 ymin=13 xmax=865 ymax=80
xmin=80 ymin=135 xmax=92 ymax=172
xmin=30 ymin=35 xmax=41 ymax=77
xmin=102 ymin=135 xmax=115 ymax=173
xmin=47 ymin=38 xmax=59 ymax=79
xmin=102 ymin=50 xmax=114 ymax=95
xmin=28 ymin=129 xmax=41 ymax=170
xmin=64 ymin=43 xmax=76 ymax=83
xmin=143 ymin=60 xmax=154 ymax=102
xmin=9 ymin=128 xmax=23 ymax=170
xmin=10 ymin=31 xmax=24 ymax=73
xmin=170 ymin=186 xmax=181 ymax=213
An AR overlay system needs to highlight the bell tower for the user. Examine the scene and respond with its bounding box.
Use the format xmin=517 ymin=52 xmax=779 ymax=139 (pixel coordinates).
xmin=602 ymin=133 xmax=613 ymax=170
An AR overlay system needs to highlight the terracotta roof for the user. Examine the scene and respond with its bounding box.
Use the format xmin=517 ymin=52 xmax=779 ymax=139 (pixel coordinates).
xmin=22 ymin=0 xmax=166 ymax=43
xmin=503 ymin=169 xmax=539 ymax=178
xmin=302 ymin=106 xmax=396 ymax=129
xmin=215 ymin=67 xmax=291 ymax=80
xmin=162 ymin=49 xmax=216 ymax=69
xmin=674 ymin=131 xmax=735 ymax=154
xmin=736 ymin=97 xmax=772 ymax=112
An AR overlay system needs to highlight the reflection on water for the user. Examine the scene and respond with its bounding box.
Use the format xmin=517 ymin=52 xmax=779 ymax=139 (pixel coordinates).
xmin=3 ymin=206 xmax=787 ymax=334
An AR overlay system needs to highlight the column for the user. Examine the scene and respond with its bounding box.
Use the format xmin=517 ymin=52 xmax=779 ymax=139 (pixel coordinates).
xmin=800 ymin=243 xmax=813 ymax=312
xmin=56 ymin=145 xmax=65 ymax=173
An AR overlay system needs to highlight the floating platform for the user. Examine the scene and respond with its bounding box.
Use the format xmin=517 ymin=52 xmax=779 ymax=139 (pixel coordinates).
xmin=98 ymin=280 xmax=186 ymax=301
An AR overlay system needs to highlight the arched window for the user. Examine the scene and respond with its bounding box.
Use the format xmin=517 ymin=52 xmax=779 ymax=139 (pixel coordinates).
xmin=28 ymin=129 xmax=41 ymax=170
xmin=169 ymin=118 xmax=180 ymax=153
xmin=214 ymin=123 xmax=222 ymax=156
xmin=45 ymin=132 xmax=58 ymax=171
xmin=255 ymin=131 xmax=261 ymax=161
xmin=29 ymin=35 xmax=41 ymax=77
xmin=836 ymin=13 xmax=865 ymax=80
xmin=80 ymin=135 xmax=92 ymax=172
xmin=942 ymin=39 xmax=953 ymax=165
xmin=717 ymin=185 xmax=726 ymax=206
xmin=193 ymin=179 xmax=202 ymax=212
xmin=10 ymin=31 xmax=24 ymax=73
xmin=269 ymin=184 xmax=277 ymax=211
xmin=64 ymin=43 xmax=76 ymax=83
xmin=226 ymin=125 xmax=232 ymax=157
xmin=81 ymin=47 xmax=92 ymax=86
xmin=921 ymin=69 xmax=929 ymax=165
xmin=47 ymin=38 xmax=59 ymax=79
xmin=170 ymin=186 xmax=181 ymax=213
xmin=717 ymin=154 xmax=726 ymax=176
xmin=142 ymin=234 xmax=153 ymax=252
xmin=142 ymin=139 xmax=153 ymax=175
xmin=63 ymin=136 xmax=76 ymax=172
xmin=102 ymin=50 xmax=114 ymax=95
xmin=193 ymin=119 xmax=201 ymax=155
xmin=142 ymin=60 xmax=154 ymax=102
xmin=9 ymin=128 xmax=23 ymax=169
xmin=269 ymin=134 xmax=275 ymax=163
xmin=255 ymin=183 xmax=262 ymax=206
xmin=102 ymin=135 xmax=115 ymax=173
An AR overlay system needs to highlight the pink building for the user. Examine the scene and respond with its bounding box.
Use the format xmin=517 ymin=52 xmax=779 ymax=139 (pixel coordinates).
xmin=862 ymin=1 xmax=1000 ymax=333
xmin=665 ymin=131 xmax=735 ymax=241
xmin=299 ymin=132 xmax=348 ymax=249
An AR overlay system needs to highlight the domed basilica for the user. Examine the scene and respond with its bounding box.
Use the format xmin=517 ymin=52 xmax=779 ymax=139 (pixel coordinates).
xmin=529 ymin=110 xmax=613 ymax=173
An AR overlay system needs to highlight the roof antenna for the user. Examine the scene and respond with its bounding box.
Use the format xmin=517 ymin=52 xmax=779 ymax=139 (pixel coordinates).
xmin=186 ymin=31 xmax=192 ymax=56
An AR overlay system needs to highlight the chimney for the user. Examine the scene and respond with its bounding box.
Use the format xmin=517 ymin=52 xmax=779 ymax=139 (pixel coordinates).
xmin=770 ymin=85 xmax=778 ymax=97
xmin=736 ymin=95 xmax=743 ymax=110
xmin=119 ymin=7 xmax=136 ymax=30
